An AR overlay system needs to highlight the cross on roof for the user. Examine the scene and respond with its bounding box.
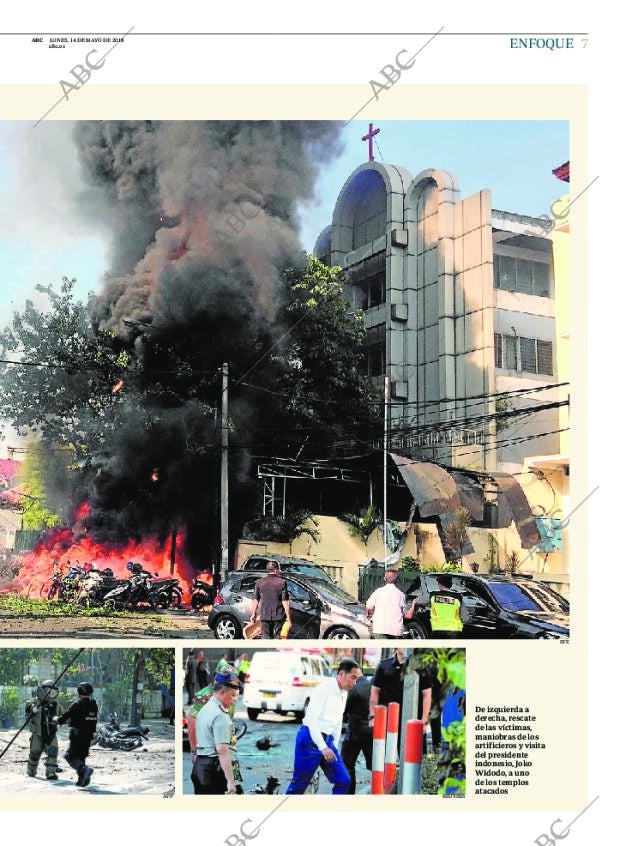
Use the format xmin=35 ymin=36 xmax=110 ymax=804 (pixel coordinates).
xmin=362 ymin=123 xmax=380 ymax=162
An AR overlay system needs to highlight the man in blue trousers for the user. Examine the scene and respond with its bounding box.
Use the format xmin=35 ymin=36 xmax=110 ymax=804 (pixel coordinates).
xmin=286 ymin=658 xmax=362 ymax=795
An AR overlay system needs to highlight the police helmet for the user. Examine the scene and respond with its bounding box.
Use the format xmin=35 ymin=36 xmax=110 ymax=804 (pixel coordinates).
xmin=214 ymin=671 xmax=241 ymax=690
xmin=102 ymin=568 xmax=113 ymax=577
xmin=36 ymin=680 xmax=59 ymax=702
xmin=77 ymin=682 xmax=94 ymax=697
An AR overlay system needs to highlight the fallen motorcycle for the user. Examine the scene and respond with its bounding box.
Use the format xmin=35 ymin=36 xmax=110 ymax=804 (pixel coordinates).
xmin=91 ymin=714 xmax=150 ymax=751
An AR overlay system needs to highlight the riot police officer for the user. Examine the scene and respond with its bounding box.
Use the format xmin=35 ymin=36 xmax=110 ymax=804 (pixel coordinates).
xmin=25 ymin=680 xmax=60 ymax=780
xmin=57 ymin=682 xmax=99 ymax=787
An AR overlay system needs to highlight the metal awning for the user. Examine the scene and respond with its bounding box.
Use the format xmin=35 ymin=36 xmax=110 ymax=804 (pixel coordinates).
xmin=492 ymin=472 xmax=541 ymax=548
xmin=389 ymin=453 xmax=541 ymax=549
xmin=389 ymin=454 xmax=460 ymax=517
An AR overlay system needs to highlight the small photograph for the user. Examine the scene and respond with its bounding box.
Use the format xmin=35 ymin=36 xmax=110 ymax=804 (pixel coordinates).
xmin=182 ymin=646 xmax=465 ymax=796
xmin=0 ymin=647 xmax=175 ymax=795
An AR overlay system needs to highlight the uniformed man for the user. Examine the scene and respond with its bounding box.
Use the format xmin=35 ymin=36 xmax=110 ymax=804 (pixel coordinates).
xmin=57 ymin=682 xmax=99 ymax=787
xmin=25 ymin=680 xmax=60 ymax=781
xmin=191 ymin=671 xmax=241 ymax=794
xmin=429 ymin=575 xmax=464 ymax=637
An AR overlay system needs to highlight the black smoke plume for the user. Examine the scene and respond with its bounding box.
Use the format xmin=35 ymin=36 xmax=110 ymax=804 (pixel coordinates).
xmin=71 ymin=120 xmax=343 ymax=567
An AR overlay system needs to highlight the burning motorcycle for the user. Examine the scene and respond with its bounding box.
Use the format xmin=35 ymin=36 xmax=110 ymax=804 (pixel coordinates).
xmin=102 ymin=564 xmax=153 ymax=611
xmin=190 ymin=572 xmax=214 ymax=610
xmin=148 ymin=576 xmax=183 ymax=609
xmin=46 ymin=564 xmax=86 ymax=602
xmin=74 ymin=568 xmax=126 ymax=608
xmin=91 ymin=713 xmax=150 ymax=751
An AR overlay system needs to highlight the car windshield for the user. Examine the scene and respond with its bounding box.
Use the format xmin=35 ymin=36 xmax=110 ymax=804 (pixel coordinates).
xmin=487 ymin=581 xmax=566 ymax=612
xmin=301 ymin=578 xmax=359 ymax=606
xmin=285 ymin=564 xmax=332 ymax=581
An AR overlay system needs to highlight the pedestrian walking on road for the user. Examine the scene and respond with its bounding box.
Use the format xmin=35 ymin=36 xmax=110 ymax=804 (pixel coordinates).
xmin=57 ymin=682 xmax=98 ymax=787
xmin=285 ymin=658 xmax=362 ymax=795
xmin=249 ymin=561 xmax=292 ymax=639
xmin=366 ymin=569 xmax=414 ymax=638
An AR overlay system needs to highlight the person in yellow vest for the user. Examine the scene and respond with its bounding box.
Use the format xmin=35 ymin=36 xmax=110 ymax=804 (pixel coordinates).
xmin=429 ymin=575 xmax=464 ymax=637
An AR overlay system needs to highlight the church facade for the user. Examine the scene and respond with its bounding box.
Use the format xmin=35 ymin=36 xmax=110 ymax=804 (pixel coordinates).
xmin=314 ymin=162 xmax=564 ymax=473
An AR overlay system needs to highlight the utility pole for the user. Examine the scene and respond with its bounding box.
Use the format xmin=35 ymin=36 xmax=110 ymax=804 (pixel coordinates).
xmin=220 ymin=362 xmax=229 ymax=582
xmin=383 ymin=374 xmax=389 ymax=565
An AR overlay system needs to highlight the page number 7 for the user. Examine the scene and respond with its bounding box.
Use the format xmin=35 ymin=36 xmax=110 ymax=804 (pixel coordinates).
xmin=581 ymin=38 xmax=589 ymax=47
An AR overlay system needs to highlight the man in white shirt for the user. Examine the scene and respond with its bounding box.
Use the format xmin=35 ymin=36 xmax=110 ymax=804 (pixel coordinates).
xmin=285 ymin=658 xmax=362 ymax=794
xmin=366 ymin=569 xmax=414 ymax=638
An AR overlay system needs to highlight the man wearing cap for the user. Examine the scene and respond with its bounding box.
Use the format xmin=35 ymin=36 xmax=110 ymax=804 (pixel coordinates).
xmin=249 ymin=561 xmax=292 ymax=639
xmin=191 ymin=671 xmax=240 ymax=795
xmin=285 ymin=658 xmax=362 ymax=795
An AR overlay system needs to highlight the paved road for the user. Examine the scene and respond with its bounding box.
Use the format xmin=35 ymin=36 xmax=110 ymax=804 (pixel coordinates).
xmin=183 ymin=697 xmax=371 ymax=796
xmin=0 ymin=602 xmax=217 ymax=638
xmin=0 ymin=719 xmax=175 ymax=795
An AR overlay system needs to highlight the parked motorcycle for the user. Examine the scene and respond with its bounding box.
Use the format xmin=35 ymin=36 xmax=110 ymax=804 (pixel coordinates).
xmin=149 ymin=577 xmax=183 ymax=609
xmin=91 ymin=713 xmax=150 ymax=751
xmin=190 ymin=574 xmax=214 ymax=610
xmin=75 ymin=568 xmax=127 ymax=607
xmin=102 ymin=569 xmax=154 ymax=611
xmin=47 ymin=565 xmax=86 ymax=602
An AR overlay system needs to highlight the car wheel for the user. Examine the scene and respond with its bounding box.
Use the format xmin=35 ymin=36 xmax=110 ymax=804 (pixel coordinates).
xmin=246 ymin=707 xmax=260 ymax=721
xmin=407 ymin=621 xmax=429 ymax=639
xmin=213 ymin=614 xmax=242 ymax=639
xmin=325 ymin=626 xmax=358 ymax=640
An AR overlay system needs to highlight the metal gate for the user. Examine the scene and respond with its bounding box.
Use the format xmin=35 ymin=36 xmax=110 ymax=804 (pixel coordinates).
xmin=357 ymin=564 xmax=419 ymax=603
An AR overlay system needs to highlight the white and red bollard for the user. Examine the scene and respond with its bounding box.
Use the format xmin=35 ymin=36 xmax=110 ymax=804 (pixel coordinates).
xmin=384 ymin=701 xmax=400 ymax=792
xmin=371 ymin=704 xmax=387 ymax=794
xmin=402 ymin=719 xmax=424 ymax=794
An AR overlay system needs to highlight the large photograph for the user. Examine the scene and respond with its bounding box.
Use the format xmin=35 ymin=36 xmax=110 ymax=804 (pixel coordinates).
xmin=0 ymin=120 xmax=569 ymax=640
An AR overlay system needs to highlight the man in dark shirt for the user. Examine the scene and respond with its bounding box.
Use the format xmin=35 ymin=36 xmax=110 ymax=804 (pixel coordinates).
xmin=249 ymin=561 xmax=292 ymax=639
xmin=57 ymin=682 xmax=99 ymax=787
xmin=340 ymin=674 xmax=373 ymax=794
xmin=370 ymin=649 xmax=431 ymax=741
xmin=185 ymin=650 xmax=198 ymax=703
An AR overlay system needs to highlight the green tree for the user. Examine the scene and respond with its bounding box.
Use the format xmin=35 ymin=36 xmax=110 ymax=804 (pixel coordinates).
xmin=0 ymin=277 xmax=129 ymax=459
xmin=342 ymin=505 xmax=382 ymax=548
xmin=19 ymin=443 xmax=62 ymax=529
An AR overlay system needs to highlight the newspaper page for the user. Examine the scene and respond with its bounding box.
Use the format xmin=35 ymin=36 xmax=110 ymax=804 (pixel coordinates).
xmin=0 ymin=2 xmax=610 ymax=843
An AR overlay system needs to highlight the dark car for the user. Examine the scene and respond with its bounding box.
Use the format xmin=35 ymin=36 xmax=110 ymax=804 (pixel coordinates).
xmin=207 ymin=571 xmax=370 ymax=640
xmin=403 ymin=572 xmax=569 ymax=640
xmin=237 ymin=553 xmax=335 ymax=584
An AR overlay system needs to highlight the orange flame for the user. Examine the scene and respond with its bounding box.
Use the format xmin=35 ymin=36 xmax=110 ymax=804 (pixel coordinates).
xmin=5 ymin=509 xmax=194 ymax=603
